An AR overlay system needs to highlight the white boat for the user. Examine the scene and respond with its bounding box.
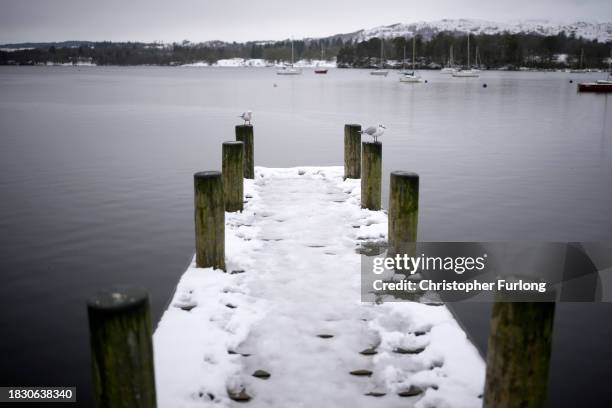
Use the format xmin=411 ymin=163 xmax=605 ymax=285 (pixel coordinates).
xmin=277 ymin=66 xmax=302 ymax=75
xmin=370 ymin=69 xmax=389 ymax=76
xmin=277 ymin=39 xmax=302 ymax=75
xmin=400 ymin=72 xmax=423 ymax=82
xmin=440 ymin=45 xmax=457 ymax=74
xmin=452 ymin=69 xmax=480 ymax=77
xmin=452 ymin=33 xmax=480 ymax=78
xmin=370 ymin=37 xmax=389 ymax=76
xmin=399 ymin=36 xmax=422 ymax=83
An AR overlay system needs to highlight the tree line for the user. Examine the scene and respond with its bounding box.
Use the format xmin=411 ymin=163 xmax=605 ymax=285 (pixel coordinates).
xmin=1 ymin=32 xmax=609 ymax=69
xmin=338 ymin=32 xmax=611 ymax=69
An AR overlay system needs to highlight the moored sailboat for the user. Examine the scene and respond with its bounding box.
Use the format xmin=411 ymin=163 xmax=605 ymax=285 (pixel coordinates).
xmin=370 ymin=37 xmax=389 ymax=76
xmin=440 ymin=45 xmax=457 ymax=74
xmin=398 ymin=43 xmax=410 ymax=74
xmin=277 ymin=39 xmax=302 ymax=75
xmin=400 ymin=36 xmax=423 ymax=83
xmin=314 ymin=43 xmax=328 ymax=74
xmin=452 ymin=33 xmax=480 ymax=78
xmin=578 ymin=49 xmax=612 ymax=92
xmin=472 ymin=46 xmax=483 ymax=72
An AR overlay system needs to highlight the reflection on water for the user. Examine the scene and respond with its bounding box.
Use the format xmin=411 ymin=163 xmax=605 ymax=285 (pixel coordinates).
xmin=0 ymin=66 xmax=611 ymax=406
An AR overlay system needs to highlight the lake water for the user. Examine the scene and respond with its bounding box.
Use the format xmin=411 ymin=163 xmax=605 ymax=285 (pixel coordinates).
xmin=0 ymin=66 xmax=611 ymax=406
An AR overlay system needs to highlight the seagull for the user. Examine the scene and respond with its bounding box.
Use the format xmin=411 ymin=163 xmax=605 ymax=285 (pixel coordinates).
xmin=239 ymin=110 xmax=253 ymax=125
xmin=360 ymin=124 xmax=386 ymax=142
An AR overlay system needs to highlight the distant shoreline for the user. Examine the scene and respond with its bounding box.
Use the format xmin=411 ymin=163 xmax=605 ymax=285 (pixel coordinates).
xmin=1 ymin=63 xmax=609 ymax=73
xmin=2 ymin=30 xmax=611 ymax=71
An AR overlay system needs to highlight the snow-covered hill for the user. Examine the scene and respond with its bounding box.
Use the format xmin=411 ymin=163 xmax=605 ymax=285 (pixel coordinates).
xmin=328 ymin=19 xmax=612 ymax=43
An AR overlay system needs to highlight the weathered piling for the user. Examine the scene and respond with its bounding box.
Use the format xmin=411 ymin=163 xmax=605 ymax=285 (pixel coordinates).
xmin=388 ymin=171 xmax=419 ymax=257
xmin=483 ymin=299 xmax=556 ymax=408
xmin=235 ymin=125 xmax=254 ymax=179
xmin=194 ymin=171 xmax=225 ymax=270
xmin=344 ymin=124 xmax=361 ymax=179
xmin=87 ymin=287 xmax=156 ymax=408
xmin=222 ymin=141 xmax=244 ymax=212
xmin=361 ymin=142 xmax=382 ymax=210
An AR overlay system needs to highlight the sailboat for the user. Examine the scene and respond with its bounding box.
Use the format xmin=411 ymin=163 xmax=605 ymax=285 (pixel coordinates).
xmin=400 ymin=36 xmax=423 ymax=83
xmin=314 ymin=43 xmax=328 ymax=74
xmin=578 ymin=48 xmax=612 ymax=93
xmin=398 ymin=43 xmax=410 ymax=74
xmin=453 ymin=33 xmax=480 ymax=78
xmin=277 ymin=39 xmax=302 ymax=75
xmin=370 ymin=37 xmax=389 ymax=76
xmin=440 ymin=45 xmax=457 ymax=74
xmin=570 ymin=49 xmax=587 ymax=73
xmin=473 ymin=46 xmax=483 ymax=72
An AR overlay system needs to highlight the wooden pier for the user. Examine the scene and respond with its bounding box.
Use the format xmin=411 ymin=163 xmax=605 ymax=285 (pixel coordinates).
xmin=85 ymin=123 xmax=557 ymax=408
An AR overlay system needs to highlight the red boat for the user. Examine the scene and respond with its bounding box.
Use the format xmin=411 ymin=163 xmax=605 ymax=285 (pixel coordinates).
xmin=578 ymin=80 xmax=612 ymax=93
xmin=314 ymin=68 xmax=328 ymax=74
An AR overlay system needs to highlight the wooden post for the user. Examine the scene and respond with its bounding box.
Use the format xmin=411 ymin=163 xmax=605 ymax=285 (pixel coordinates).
xmin=361 ymin=142 xmax=382 ymax=210
xmin=344 ymin=124 xmax=361 ymax=179
xmin=87 ymin=287 xmax=156 ymax=408
xmin=222 ymin=141 xmax=244 ymax=212
xmin=483 ymin=300 xmax=556 ymax=408
xmin=194 ymin=171 xmax=225 ymax=270
xmin=388 ymin=171 xmax=419 ymax=257
xmin=235 ymin=125 xmax=254 ymax=179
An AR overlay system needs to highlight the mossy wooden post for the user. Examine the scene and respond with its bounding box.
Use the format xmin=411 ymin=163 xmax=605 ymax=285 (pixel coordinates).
xmin=87 ymin=287 xmax=156 ymax=408
xmin=344 ymin=124 xmax=361 ymax=179
xmin=361 ymin=142 xmax=382 ymax=210
xmin=483 ymin=300 xmax=556 ymax=408
xmin=388 ymin=171 xmax=419 ymax=257
xmin=222 ymin=141 xmax=244 ymax=212
xmin=235 ymin=125 xmax=254 ymax=179
xmin=194 ymin=171 xmax=225 ymax=270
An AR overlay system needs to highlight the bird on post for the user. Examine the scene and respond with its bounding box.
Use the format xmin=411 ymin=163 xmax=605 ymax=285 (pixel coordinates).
xmin=360 ymin=124 xmax=386 ymax=142
xmin=239 ymin=110 xmax=253 ymax=125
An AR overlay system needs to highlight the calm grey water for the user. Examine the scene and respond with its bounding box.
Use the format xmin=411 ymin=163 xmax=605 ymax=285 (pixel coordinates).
xmin=0 ymin=66 xmax=611 ymax=406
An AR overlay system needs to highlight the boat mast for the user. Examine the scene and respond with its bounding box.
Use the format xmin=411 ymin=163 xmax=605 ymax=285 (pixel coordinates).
xmin=291 ymin=39 xmax=294 ymax=66
xmin=380 ymin=37 xmax=384 ymax=69
xmin=467 ymin=33 xmax=470 ymax=69
xmin=412 ymin=36 xmax=416 ymax=70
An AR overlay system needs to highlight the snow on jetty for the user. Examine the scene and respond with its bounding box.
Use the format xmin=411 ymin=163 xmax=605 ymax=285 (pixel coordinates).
xmin=154 ymin=167 xmax=484 ymax=408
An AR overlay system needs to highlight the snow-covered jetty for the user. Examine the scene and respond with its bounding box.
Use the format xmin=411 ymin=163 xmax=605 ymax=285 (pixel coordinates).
xmin=85 ymin=125 xmax=557 ymax=408
xmin=154 ymin=166 xmax=485 ymax=408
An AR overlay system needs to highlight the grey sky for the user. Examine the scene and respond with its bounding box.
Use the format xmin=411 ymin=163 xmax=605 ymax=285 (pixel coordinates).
xmin=1 ymin=0 xmax=610 ymax=43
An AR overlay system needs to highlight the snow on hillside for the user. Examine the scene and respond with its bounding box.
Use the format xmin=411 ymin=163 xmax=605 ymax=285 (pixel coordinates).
xmin=346 ymin=19 xmax=612 ymax=43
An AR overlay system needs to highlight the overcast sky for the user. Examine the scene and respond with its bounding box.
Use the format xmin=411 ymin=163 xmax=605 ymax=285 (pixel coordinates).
xmin=1 ymin=0 xmax=610 ymax=44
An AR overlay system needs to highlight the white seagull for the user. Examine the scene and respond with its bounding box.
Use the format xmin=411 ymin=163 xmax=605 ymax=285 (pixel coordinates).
xmin=360 ymin=124 xmax=386 ymax=142
xmin=239 ymin=110 xmax=253 ymax=125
